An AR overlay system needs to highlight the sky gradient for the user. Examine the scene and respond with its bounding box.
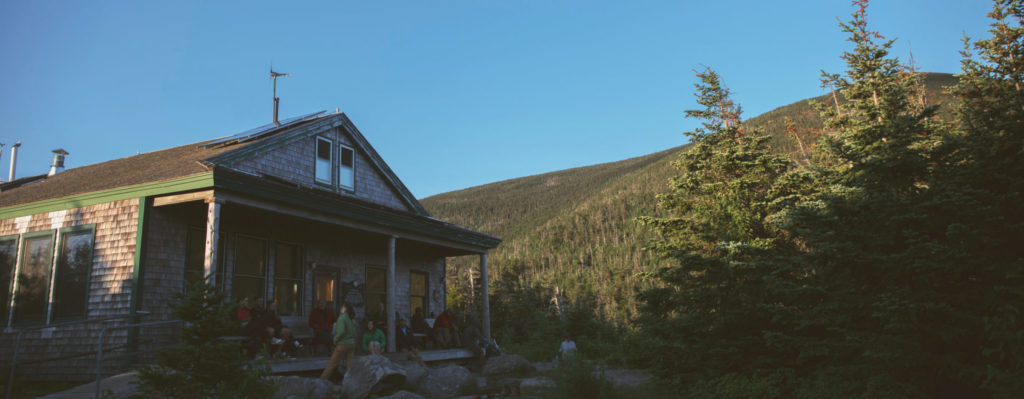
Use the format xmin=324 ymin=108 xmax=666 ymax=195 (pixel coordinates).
xmin=0 ymin=0 xmax=995 ymax=198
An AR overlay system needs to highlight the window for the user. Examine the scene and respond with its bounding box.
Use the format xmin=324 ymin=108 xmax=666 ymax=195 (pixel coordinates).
xmin=0 ymin=236 xmax=17 ymax=325
xmin=410 ymin=271 xmax=428 ymax=317
xmin=365 ymin=266 xmax=387 ymax=318
xmin=339 ymin=145 xmax=355 ymax=189
xmin=233 ymin=235 xmax=266 ymax=303
xmin=12 ymin=231 xmax=55 ymax=326
xmin=273 ymin=243 xmax=302 ymax=316
xmin=185 ymin=227 xmax=225 ymax=288
xmin=315 ymin=137 xmax=333 ymax=185
xmin=51 ymin=227 xmax=94 ymax=321
xmin=314 ymin=270 xmax=337 ymax=309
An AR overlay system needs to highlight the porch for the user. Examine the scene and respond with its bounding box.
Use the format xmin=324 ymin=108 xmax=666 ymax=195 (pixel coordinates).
xmin=268 ymin=348 xmax=476 ymax=374
xmin=144 ymin=177 xmax=500 ymax=356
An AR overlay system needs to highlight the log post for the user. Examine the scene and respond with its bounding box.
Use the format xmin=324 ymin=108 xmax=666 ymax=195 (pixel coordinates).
xmin=203 ymin=199 xmax=223 ymax=284
xmin=387 ymin=236 xmax=397 ymax=352
xmin=481 ymin=252 xmax=490 ymax=338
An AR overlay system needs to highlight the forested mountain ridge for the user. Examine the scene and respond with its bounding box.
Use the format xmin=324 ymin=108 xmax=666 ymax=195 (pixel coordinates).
xmin=421 ymin=72 xmax=959 ymax=324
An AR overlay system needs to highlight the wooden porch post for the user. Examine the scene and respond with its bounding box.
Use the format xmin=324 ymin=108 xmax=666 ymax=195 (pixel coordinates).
xmin=481 ymin=252 xmax=490 ymax=338
xmin=203 ymin=199 xmax=223 ymax=284
xmin=387 ymin=236 xmax=397 ymax=352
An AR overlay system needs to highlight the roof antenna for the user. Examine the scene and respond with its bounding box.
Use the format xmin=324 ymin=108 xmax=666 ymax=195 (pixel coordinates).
xmin=271 ymin=68 xmax=290 ymax=126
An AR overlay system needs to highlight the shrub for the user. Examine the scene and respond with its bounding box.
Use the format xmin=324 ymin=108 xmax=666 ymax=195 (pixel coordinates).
xmin=133 ymin=279 xmax=275 ymax=399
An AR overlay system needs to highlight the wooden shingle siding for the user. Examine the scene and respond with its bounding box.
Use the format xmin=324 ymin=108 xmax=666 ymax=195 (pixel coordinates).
xmin=233 ymin=127 xmax=411 ymax=212
xmin=0 ymin=199 xmax=140 ymax=381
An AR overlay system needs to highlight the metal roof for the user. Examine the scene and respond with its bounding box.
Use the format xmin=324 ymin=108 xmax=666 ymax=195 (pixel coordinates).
xmin=202 ymin=111 xmax=326 ymax=148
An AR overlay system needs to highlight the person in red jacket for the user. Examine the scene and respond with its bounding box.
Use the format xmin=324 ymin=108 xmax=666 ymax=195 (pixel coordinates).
xmin=433 ymin=308 xmax=461 ymax=348
xmin=308 ymin=299 xmax=337 ymax=355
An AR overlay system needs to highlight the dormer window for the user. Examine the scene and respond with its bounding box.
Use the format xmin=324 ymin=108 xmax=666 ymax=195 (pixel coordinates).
xmin=315 ymin=137 xmax=332 ymax=185
xmin=339 ymin=144 xmax=355 ymax=190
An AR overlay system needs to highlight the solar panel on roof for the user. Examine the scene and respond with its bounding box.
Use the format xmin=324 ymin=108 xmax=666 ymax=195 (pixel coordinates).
xmin=203 ymin=111 xmax=327 ymax=148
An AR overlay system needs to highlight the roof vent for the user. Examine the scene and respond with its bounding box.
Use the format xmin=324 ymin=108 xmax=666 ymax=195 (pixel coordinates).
xmin=48 ymin=148 xmax=68 ymax=176
xmin=8 ymin=141 xmax=21 ymax=182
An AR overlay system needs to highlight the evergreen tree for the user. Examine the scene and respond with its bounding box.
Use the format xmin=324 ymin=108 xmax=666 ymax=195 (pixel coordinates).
xmin=936 ymin=1 xmax=1024 ymax=396
xmin=640 ymin=1 xmax=1023 ymax=397
xmin=638 ymin=68 xmax=808 ymax=392
xmin=135 ymin=280 xmax=275 ymax=399
xmin=775 ymin=1 xmax=1023 ymax=396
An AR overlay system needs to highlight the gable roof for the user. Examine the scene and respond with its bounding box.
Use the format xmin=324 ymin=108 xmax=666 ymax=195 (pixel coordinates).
xmin=0 ymin=112 xmax=424 ymax=214
xmin=0 ymin=111 xmax=500 ymax=250
xmin=206 ymin=112 xmax=428 ymax=215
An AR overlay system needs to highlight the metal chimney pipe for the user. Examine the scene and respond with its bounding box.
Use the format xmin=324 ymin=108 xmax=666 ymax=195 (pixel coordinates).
xmin=8 ymin=141 xmax=21 ymax=182
xmin=0 ymin=143 xmax=5 ymax=183
xmin=48 ymin=149 xmax=68 ymax=176
xmin=273 ymin=97 xmax=280 ymax=127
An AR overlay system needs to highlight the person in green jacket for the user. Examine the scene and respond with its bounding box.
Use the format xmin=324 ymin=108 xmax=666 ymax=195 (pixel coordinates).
xmin=319 ymin=301 xmax=357 ymax=380
xmin=362 ymin=319 xmax=386 ymax=355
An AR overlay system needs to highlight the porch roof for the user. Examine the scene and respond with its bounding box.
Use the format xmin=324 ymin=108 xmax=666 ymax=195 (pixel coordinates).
xmin=200 ymin=166 xmax=500 ymax=253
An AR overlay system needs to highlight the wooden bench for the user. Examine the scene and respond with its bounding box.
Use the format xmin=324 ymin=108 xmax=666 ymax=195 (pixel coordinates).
xmin=283 ymin=318 xmax=314 ymax=355
xmin=412 ymin=318 xmax=435 ymax=348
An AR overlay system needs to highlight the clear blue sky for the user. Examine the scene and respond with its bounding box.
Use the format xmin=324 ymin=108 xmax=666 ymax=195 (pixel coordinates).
xmin=0 ymin=0 xmax=994 ymax=198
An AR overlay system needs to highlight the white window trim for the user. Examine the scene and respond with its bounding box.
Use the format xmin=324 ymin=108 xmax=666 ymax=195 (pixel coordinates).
xmin=338 ymin=143 xmax=355 ymax=191
xmin=315 ymin=137 xmax=333 ymax=186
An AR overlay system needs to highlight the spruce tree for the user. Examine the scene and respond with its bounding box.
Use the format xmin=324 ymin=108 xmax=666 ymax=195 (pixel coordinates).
xmin=777 ymin=1 xmax=1022 ymax=396
xmin=135 ymin=280 xmax=274 ymax=399
xmin=936 ymin=1 xmax=1024 ymax=396
xmin=638 ymin=68 xmax=808 ymax=392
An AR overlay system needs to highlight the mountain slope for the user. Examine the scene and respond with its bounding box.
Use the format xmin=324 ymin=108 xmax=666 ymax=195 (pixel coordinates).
xmin=421 ymin=72 xmax=959 ymax=324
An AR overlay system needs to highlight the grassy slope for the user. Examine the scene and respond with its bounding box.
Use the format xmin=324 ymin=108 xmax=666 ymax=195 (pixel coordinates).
xmin=421 ymin=72 xmax=958 ymax=324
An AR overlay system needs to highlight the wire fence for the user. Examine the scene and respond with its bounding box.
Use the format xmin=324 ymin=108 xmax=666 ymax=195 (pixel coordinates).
xmin=2 ymin=312 xmax=183 ymax=399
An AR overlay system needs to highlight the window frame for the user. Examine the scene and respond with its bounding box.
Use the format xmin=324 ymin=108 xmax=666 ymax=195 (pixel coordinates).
xmin=272 ymin=241 xmax=303 ymax=316
xmin=0 ymin=234 xmax=19 ymax=328
xmin=11 ymin=229 xmax=56 ymax=327
xmin=364 ymin=265 xmax=387 ymax=319
xmin=409 ymin=270 xmax=428 ymax=317
xmin=314 ymin=136 xmax=334 ymax=187
xmin=232 ymin=234 xmax=268 ymax=304
xmin=50 ymin=225 xmax=96 ymax=323
xmin=338 ymin=143 xmax=356 ymax=191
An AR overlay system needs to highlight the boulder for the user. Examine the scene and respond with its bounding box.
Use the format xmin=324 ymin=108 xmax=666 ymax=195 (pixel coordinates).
xmin=412 ymin=364 xmax=475 ymax=398
xmin=518 ymin=376 xmax=555 ymax=391
xmin=341 ymin=354 xmax=407 ymax=399
xmin=602 ymin=368 xmax=653 ymax=388
xmin=269 ymin=375 xmax=342 ymax=399
xmin=377 ymin=391 xmax=426 ymax=399
xmin=482 ymin=354 xmax=536 ymax=376
xmin=400 ymin=362 xmax=429 ymax=389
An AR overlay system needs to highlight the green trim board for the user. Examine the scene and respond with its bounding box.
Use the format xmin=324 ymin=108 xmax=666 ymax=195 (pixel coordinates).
xmin=0 ymin=173 xmax=213 ymax=219
xmin=128 ymin=196 xmax=149 ymax=351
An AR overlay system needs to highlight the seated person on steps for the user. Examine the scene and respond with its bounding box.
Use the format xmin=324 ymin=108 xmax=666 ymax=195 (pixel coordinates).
xmin=433 ymin=308 xmax=461 ymax=348
xmin=362 ymin=319 xmax=386 ymax=355
xmin=396 ymin=318 xmax=426 ymax=366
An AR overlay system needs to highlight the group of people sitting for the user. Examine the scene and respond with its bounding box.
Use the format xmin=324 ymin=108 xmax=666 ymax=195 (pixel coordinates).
xmin=313 ymin=302 xmax=494 ymax=379
xmin=234 ymin=296 xmax=303 ymax=359
xmin=236 ymin=295 xmax=494 ymax=378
